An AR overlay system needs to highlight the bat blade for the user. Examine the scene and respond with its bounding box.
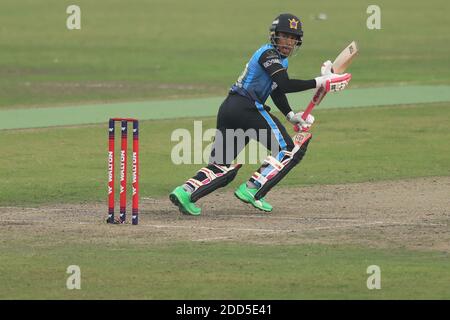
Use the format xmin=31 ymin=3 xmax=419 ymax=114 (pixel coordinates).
xmin=332 ymin=40 xmax=359 ymax=74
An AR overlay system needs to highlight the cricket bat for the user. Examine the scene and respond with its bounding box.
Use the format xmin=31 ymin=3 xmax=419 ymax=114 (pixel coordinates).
xmin=294 ymin=41 xmax=359 ymax=133
xmin=332 ymin=40 xmax=359 ymax=74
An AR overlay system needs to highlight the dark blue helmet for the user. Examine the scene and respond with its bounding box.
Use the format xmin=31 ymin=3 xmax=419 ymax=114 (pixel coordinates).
xmin=269 ymin=13 xmax=303 ymax=56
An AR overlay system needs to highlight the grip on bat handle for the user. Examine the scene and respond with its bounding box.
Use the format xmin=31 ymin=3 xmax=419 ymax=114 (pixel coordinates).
xmin=293 ymin=124 xmax=311 ymax=132
xmin=293 ymin=101 xmax=315 ymax=132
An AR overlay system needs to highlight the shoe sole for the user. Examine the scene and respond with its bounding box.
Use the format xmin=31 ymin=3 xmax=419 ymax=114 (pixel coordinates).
xmin=169 ymin=193 xmax=200 ymax=216
xmin=169 ymin=193 xmax=190 ymax=215
xmin=234 ymin=191 xmax=272 ymax=213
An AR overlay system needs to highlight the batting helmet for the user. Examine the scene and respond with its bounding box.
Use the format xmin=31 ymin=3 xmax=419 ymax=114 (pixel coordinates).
xmin=269 ymin=13 xmax=303 ymax=56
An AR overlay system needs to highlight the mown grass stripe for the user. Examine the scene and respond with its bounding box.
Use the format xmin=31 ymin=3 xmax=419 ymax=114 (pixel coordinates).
xmin=1 ymin=85 xmax=449 ymax=130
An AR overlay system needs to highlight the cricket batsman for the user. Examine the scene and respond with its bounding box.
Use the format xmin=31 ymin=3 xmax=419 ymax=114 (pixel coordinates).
xmin=169 ymin=13 xmax=351 ymax=215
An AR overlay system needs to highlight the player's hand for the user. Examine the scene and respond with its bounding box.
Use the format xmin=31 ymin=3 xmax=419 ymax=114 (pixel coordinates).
xmin=286 ymin=111 xmax=315 ymax=130
xmin=321 ymin=60 xmax=333 ymax=76
xmin=315 ymin=73 xmax=352 ymax=92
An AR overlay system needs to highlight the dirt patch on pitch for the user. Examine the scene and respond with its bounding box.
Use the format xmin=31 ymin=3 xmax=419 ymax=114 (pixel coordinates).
xmin=0 ymin=177 xmax=448 ymax=252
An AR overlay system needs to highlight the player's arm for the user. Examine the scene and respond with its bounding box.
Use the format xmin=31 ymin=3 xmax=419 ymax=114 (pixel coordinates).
xmin=258 ymin=49 xmax=307 ymax=116
xmin=258 ymin=50 xmax=315 ymax=128
xmin=270 ymin=64 xmax=351 ymax=94
xmin=259 ymin=53 xmax=308 ymax=116
xmin=269 ymin=88 xmax=292 ymax=116
xmin=258 ymin=49 xmax=316 ymax=94
xmin=270 ymin=89 xmax=314 ymax=130
xmin=259 ymin=49 xmax=350 ymax=95
xmin=271 ymin=70 xmax=316 ymax=93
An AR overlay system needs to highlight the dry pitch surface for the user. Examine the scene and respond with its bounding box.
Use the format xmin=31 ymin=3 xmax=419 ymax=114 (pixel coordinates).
xmin=1 ymin=177 xmax=449 ymax=252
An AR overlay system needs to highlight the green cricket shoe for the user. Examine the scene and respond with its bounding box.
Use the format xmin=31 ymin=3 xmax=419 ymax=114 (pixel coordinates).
xmin=234 ymin=183 xmax=273 ymax=212
xmin=169 ymin=186 xmax=201 ymax=216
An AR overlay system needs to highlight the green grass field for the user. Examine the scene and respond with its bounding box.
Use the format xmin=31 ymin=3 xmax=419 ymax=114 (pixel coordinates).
xmin=1 ymin=0 xmax=449 ymax=108
xmin=1 ymin=243 xmax=449 ymax=299
xmin=1 ymin=0 xmax=449 ymax=301
xmin=1 ymin=102 xmax=450 ymax=206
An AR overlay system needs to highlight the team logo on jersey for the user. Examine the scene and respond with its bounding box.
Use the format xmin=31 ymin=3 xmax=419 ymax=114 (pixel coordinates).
xmin=289 ymin=18 xmax=299 ymax=30
xmin=263 ymin=58 xmax=281 ymax=68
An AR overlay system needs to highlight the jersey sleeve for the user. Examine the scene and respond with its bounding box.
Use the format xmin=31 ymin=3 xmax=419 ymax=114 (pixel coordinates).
xmin=270 ymin=89 xmax=292 ymax=116
xmin=271 ymin=70 xmax=317 ymax=94
xmin=258 ymin=49 xmax=285 ymax=77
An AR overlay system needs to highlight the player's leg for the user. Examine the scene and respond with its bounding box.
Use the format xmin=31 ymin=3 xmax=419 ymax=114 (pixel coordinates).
xmin=170 ymin=94 xmax=251 ymax=215
xmin=235 ymin=102 xmax=311 ymax=211
xmin=169 ymin=163 xmax=242 ymax=216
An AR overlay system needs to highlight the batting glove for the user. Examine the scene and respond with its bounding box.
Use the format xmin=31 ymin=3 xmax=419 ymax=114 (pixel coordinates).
xmin=286 ymin=111 xmax=315 ymax=130
xmin=320 ymin=60 xmax=333 ymax=76
xmin=315 ymin=73 xmax=352 ymax=92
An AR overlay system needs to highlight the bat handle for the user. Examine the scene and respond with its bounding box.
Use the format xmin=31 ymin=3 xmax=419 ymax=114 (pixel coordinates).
xmin=293 ymin=125 xmax=312 ymax=132
xmin=301 ymin=101 xmax=316 ymax=119
xmin=293 ymin=100 xmax=316 ymax=132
